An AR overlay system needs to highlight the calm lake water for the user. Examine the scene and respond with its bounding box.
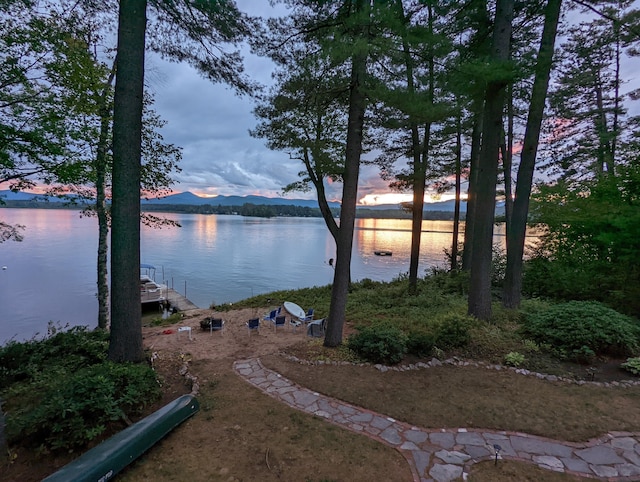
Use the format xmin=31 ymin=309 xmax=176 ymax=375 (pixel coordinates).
xmin=0 ymin=208 xmax=506 ymax=344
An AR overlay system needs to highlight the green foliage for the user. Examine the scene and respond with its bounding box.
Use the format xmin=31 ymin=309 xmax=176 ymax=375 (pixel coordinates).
xmin=347 ymin=323 xmax=408 ymax=365
xmin=621 ymin=357 xmax=640 ymax=376
xmin=521 ymin=301 xmax=640 ymax=361
xmin=504 ymin=351 xmax=525 ymax=367
xmin=0 ymin=327 xmax=160 ymax=452
xmin=527 ymin=170 xmax=640 ymax=315
xmin=406 ymin=332 xmax=435 ymax=357
xmin=521 ymin=339 xmax=541 ymax=353
xmin=424 ymin=268 xmax=469 ymax=296
xmin=434 ymin=314 xmax=473 ymax=350
xmin=5 ymin=362 xmax=160 ymax=451
xmin=0 ymin=325 xmax=109 ymax=389
xmin=147 ymin=312 xmax=182 ymax=327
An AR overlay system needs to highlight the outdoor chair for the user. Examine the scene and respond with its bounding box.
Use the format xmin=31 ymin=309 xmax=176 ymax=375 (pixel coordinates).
xmin=299 ymin=308 xmax=314 ymax=323
xmin=246 ymin=318 xmax=260 ymax=336
xmin=263 ymin=309 xmax=277 ymax=323
xmin=209 ymin=318 xmax=225 ymax=335
xmin=307 ymin=318 xmax=326 ymax=338
xmin=272 ymin=315 xmax=286 ymax=332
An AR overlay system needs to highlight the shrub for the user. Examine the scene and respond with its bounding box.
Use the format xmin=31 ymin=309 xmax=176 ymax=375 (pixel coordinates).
xmin=621 ymin=357 xmax=640 ymax=376
xmin=0 ymin=326 xmax=109 ymax=389
xmin=521 ymin=301 xmax=640 ymax=361
xmin=5 ymin=361 xmax=161 ymax=451
xmin=406 ymin=332 xmax=435 ymax=357
xmin=347 ymin=323 xmax=407 ymax=365
xmin=435 ymin=314 xmax=472 ymax=350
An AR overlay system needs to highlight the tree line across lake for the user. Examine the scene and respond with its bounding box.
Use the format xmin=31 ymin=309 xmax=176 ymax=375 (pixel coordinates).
xmin=1 ymin=200 xmax=460 ymax=220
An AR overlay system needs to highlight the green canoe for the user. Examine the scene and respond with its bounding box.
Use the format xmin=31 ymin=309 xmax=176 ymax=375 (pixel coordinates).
xmin=43 ymin=394 xmax=199 ymax=482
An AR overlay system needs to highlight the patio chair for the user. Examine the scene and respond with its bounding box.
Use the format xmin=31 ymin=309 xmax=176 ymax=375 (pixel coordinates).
xmin=263 ymin=309 xmax=277 ymax=323
xmin=299 ymin=308 xmax=314 ymax=323
xmin=246 ymin=318 xmax=260 ymax=336
xmin=272 ymin=315 xmax=286 ymax=332
xmin=307 ymin=318 xmax=326 ymax=338
xmin=209 ymin=318 xmax=225 ymax=335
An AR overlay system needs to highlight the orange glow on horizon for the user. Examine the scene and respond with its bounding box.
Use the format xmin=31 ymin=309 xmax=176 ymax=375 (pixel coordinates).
xmin=358 ymin=192 xmax=463 ymax=206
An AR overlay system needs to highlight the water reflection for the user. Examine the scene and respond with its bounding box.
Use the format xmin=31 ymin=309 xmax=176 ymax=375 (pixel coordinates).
xmin=1 ymin=208 xmax=528 ymax=344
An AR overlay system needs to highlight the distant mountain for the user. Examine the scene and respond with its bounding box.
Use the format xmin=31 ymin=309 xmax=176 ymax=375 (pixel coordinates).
xmin=0 ymin=190 xmax=504 ymax=214
xmin=0 ymin=190 xmax=68 ymax=202
xmin=141 ymin=191 xmax=342 ymax=209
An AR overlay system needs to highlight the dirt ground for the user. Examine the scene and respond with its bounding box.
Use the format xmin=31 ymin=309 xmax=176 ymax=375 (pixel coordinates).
xmin=142 ymin=307 xmax=321 ymax=362
xmin=123 ymin=307 xmax=411 ymax=482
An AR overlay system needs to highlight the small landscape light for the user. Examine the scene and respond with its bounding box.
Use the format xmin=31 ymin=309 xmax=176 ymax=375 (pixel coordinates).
xmin=493 ymin=444 xmax=502 ymax=466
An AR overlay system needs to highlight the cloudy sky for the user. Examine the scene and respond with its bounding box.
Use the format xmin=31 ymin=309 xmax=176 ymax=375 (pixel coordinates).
xmin=144 ymin=2 xmax=639 ymax=206
xmin=146 ymin=1 xmax=406 ymax=206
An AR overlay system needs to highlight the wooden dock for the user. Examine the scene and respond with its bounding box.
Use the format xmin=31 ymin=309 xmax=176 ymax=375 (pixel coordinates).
xmin=166 ymin=289 xmax=200 ymax=312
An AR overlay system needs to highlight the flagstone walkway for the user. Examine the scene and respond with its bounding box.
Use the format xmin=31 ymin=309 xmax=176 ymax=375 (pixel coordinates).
xmin=234 ymin=358 xmax=640 ymax=482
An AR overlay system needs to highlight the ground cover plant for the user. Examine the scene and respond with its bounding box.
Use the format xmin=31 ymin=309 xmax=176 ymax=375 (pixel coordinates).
xmin=521 ymin=300 xmax=640 ymax=362
xmin=0 ymin=326 xmax=161 ymax=454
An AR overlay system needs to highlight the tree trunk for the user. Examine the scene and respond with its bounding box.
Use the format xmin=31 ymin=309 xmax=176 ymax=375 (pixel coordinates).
xmin=324 ymin=6 xmax=368 ymax=347
xmin=403 ymin=2 xmax=433 ymax=294
xmin=503 ymin=0 xmax=562 ymax=309
xmin=108 ymin=0 xmax=147 ymax=363
xmin=451 ymin=113 xmax=462 ymax=271
xmin=461 ymin=104 xmax=483 ymax=270
xmin=96 ymin=62 xmax=116 ymax=331
xmin=468 ymin=0 xmax=514 ymax=321
xmin=304 ymin=148 xmax=339 ymax=242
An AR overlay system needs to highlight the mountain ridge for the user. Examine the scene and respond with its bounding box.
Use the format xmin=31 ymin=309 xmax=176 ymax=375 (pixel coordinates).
xmin=1 ymin=190 xmax=469 ymax=212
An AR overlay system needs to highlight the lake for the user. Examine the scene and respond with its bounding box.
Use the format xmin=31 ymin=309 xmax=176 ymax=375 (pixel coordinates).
xmin=0 ymin=208 xmax=505 ymax=344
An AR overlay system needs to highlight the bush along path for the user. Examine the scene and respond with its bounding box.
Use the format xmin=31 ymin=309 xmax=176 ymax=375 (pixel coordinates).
xmin=234 ymin=358 xmax=640 ymax=482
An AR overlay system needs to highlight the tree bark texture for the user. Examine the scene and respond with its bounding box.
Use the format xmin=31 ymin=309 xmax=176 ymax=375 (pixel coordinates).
xmin=503 ymin=0 xmax=562 ymax=309
xmin=108 ymin=0 xmax=147 ymax=363
xmin=324 ymin=46 xmax=368 ymax=347
xmin=461 ymin=103 xmax=483 ymax=270
xmin=96 ymin=63 xmax=116 ymax=330
xmin=468 ymin=0 xmax=514 ymax=320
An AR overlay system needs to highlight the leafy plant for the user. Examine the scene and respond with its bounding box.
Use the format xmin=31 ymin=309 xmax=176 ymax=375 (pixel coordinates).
xmin=1 ymin=328 xmax=160 ymax=452
xmin=504 ymin=351 xmax=525 ymax=367
xmin=522 ymin=339 xmax=540 ymax=353
xmin=621 ymin=357 xmax=640 ymax=376
xmin=435 ymin=314 xmax=472 ymax=349
xmin=406 ymin=332 xmax=435 ymax=357
xmin=0 ymin=326 xmax=109 ymax=389
xmin=347 ymin=323 xmax=407 ymax=365
xmin=521 ymin=301 xmax=640 ymax=361
xmin=5 ymin=362 xmax=160 ymax=451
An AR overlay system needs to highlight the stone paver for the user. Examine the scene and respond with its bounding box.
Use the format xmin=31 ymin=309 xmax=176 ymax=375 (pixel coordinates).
xmin=234 ymin=358 xmax=640 ymax=481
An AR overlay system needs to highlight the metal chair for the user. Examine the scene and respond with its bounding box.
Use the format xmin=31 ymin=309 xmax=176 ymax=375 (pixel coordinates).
xmin=263 ymin=309 xmax=277 ymax=322
xmin=209 ymin=318 xmax=225 ymax=335
xmin=300 ymin=308 xmax=314 ymax=323
xmin=246 ymin=318 xmax=260 ymax=336
xmin=272 ymin=315 xmax=286 ymax=332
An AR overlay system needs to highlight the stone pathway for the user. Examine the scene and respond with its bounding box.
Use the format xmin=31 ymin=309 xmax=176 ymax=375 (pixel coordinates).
xmin=233 ymin=358 xmax=640 ymax=482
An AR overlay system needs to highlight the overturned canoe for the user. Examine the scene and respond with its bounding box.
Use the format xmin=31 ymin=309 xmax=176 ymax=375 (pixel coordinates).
xmin=374 ymin=250 xmax=393 ymax=256
xmin=43 ymin=394 xmax=199 ymax=482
